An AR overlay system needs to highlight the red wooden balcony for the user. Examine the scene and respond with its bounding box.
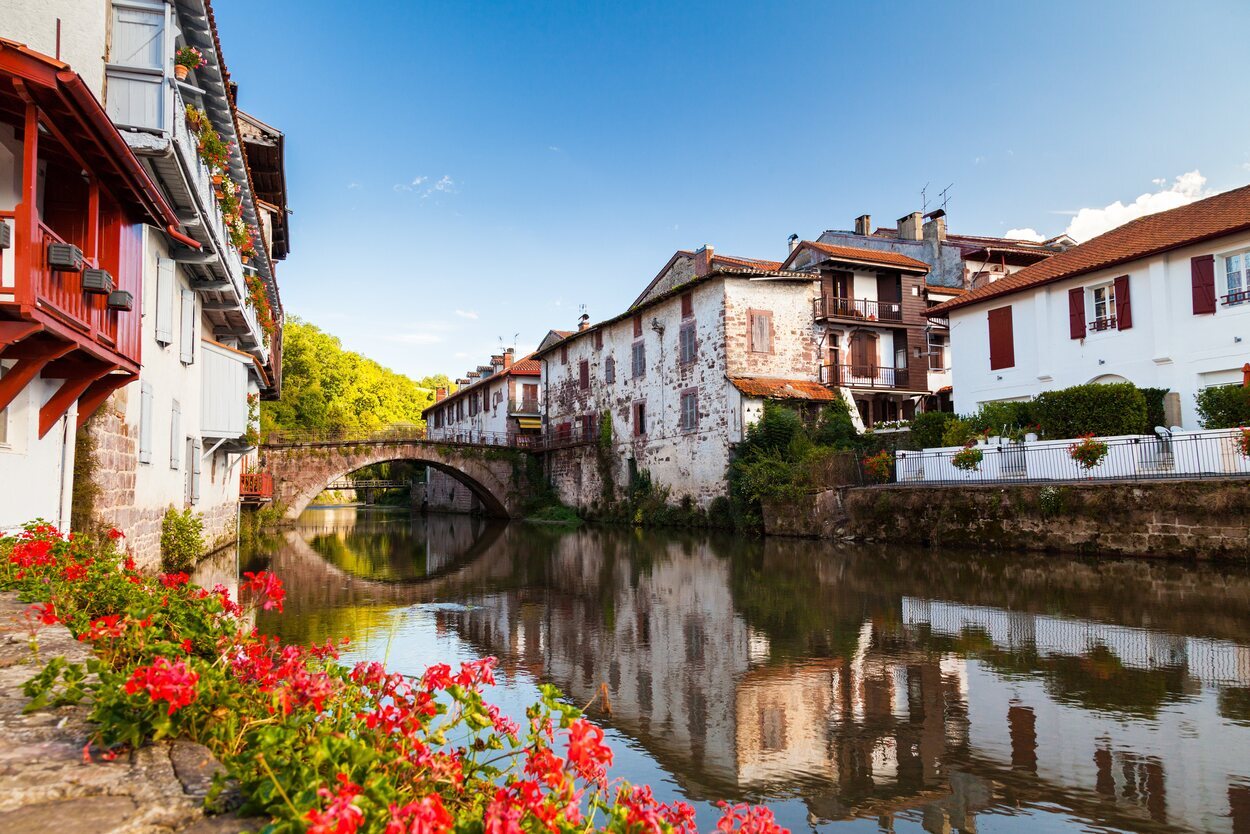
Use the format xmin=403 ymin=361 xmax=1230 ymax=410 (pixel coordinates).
xmin=240 ymin=472 xmax=274 ymax=503
xmin=0 ymin=39 xmax=181 ymax=436
xmin=813 ymin=296 xmax=903 ymax=323
xmin=820 ymin=363 xmax=914 ymax=391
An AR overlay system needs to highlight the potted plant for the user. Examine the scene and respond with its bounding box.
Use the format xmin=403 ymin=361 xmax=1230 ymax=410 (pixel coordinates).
xmin=863 ymin=450 xmax=894 ymax=483
xmin=951 ymin=442 xmax=984 ymax=473
xmin=1068 ymin=433 xmax=1109 ymax=471
xmin=174 ymin=46 xmax=205 ymax=81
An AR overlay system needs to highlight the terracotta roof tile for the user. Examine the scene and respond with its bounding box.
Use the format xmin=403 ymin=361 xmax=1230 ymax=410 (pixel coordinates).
xmin=729 ymin=377 xmax=837 ymax=402
xmin=783 ymin=241 xmax=930 ymax=272
xmin=421 ymin=353 xmax=540 ymax=415
xmin=712 ymin=254 xmax=782 ymax=271
xmin=930 ymin=184 xmax=1250 ymax=315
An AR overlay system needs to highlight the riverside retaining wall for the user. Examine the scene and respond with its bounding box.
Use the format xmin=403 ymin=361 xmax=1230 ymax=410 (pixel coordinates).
xmin=766 ymin=480 xmax=1250 ymax=560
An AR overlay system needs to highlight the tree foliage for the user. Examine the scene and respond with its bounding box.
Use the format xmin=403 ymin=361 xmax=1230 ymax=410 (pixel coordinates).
xmin=261 ymin=318 xmax=453 ymax=435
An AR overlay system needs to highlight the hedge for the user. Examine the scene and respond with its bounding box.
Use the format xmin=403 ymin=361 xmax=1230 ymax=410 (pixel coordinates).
xmin=1032 ymin=382 xmax=1148 ymax=438
xmin=1195 ymin=384 xmax=1250 ymax=429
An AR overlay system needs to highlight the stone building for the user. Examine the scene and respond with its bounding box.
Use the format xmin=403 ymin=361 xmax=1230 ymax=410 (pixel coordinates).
xmin=0 ymin=1 xmax=288 ymax=565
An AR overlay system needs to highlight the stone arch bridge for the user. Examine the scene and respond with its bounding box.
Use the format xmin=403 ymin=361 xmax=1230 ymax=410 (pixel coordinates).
xmin=260 ymin=435 xmax=533 ymax=520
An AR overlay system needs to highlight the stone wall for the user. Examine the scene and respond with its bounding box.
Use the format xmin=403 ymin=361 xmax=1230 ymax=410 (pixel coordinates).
xmin=425 ymin=469 xmax=480 ymax=513
xmin=835 ymin=480 xmax=1250 ymax=560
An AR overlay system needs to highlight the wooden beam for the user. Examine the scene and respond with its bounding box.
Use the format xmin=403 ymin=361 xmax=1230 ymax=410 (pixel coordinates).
xmin=0 ymin=322 xmax=40 ymax=353
xmin=40 ymin=363 xmax=118 ymax=438
xmin=76 ymin=371 xmax=135 ymax=429
xmin=0 ymin=340 xmax=73 ymax=413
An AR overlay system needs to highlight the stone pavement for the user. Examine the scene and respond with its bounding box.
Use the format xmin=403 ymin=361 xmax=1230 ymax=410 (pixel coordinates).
xmin=0 ymin=594 xmax=262 ymax=834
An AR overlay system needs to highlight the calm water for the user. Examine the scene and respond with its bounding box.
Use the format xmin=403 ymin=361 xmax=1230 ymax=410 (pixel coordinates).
xmin=205 ymin=508 xmax=1250 ymax=834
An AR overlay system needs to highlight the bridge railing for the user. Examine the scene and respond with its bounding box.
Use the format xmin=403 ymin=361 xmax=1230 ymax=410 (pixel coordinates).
xmin=261 ymin=422 xmax=595 ymax=451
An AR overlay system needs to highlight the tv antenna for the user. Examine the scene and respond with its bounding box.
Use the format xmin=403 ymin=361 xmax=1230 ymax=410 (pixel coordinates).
xmin=920 ymin=182 xmax=930 ymax=214
xmin=498 ymin=333 xmax=519 ymax=352
xmin=938 ymin=183 xmax=954 ymax=214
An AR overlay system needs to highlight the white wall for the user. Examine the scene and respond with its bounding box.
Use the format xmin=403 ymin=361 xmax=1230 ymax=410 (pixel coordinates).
xmin=0 ymin=378 xmax=77 ymax=533
xmin=3 ymin=0 xmax=109 ymax=99
xmin=948 ymin=230 xmax=1250 ymax=427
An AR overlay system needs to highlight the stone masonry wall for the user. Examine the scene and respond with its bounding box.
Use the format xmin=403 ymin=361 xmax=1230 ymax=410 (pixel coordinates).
xmin=836 ymin=480 xmax=1250 ymax=560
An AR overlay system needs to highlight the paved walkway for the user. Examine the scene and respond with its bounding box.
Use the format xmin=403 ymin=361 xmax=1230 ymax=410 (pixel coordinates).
xmin=0 ymin=594 xmax=260 ymax=834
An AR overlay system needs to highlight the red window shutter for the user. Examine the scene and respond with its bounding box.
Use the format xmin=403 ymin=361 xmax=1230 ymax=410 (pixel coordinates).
xmin=579 ymin=360 xmax=589 ymax=389
xmin=680 ymin=292 xmax=693 ymax=318
xmin=988 ymin=306 xmax=1015 ymax=370
xmin=1114 ymin=275 xmax=1132 ymax=330
xmin=1067 ymin=287 xmax=1086 ymax=340
xmin=1192 ymin=255 xmax=1216 ymax=315
xmin=633 ymin=315 xmax=643 ymax=337
xmin=593 ymin=330 xmax=603 ymax=349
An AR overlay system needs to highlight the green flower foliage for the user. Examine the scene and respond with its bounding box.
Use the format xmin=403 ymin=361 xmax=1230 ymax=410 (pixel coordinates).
xmin=159 ymin=507 xmax=204 ymax=573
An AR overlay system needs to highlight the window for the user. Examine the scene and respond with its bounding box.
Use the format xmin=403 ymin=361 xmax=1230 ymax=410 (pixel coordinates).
xmin=680 ymin=291 xmax=693 ymax=319
xmin=522 ymin=383 xmax=538 ymax=410
xmin=180 ymin=289 xmax=196 ymax=364
xmin=633 ymin=315 xmax=643 ymax=338
xmin=632 ymin=342 xmax=646 ymax=378
xmin=679 ymin=323 xmax=697 ymax=364
xmin=1225 ymin=249 xmax=1250 ymax=305
xmin=561 ymin=345 xmax=568 ymax=364
xmin=154 ymin=257 xmax=174 ymax=345
xmin=680 ymin=390 xmax=698 ymax=431
xmin=579 ymin=359 xmax=590 ymax=390
xmin=1090 ymin=283 xmax=1117 ymax=331
xmin=138 ymin=382 xmax=153 ymax=463
xmin=748 ymin=310 xmax=773 ymax=353
xmin=987 ymin=306 xmax=1015 ymax=370
xmin=106 ymin=4 xmax=167 ymax=131
xmin=634 ymin=402 xmax=647 ymax=436
xmin=594 ymin=330 xmax=603 ymax=350
xmin=581 ymin=414 xmax=594 ymax=439
xmin=927 ymin=332 xmax=947 ymax=371
xmin=605 ymin=356 xmax=616 ymax=384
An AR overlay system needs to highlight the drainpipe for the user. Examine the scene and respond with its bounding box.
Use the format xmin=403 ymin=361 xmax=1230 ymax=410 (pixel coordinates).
xmin=167 ymin=225 xmax=201 ymax=249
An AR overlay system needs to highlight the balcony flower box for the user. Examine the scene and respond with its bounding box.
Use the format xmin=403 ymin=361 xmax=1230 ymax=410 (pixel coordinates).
xmin=47 ymin=242 xmax=84 ymax=272
xmin=106 ymin=290 xmax=134 ymax=312
xmin=81 ymin=268 xmax=114 ymax=295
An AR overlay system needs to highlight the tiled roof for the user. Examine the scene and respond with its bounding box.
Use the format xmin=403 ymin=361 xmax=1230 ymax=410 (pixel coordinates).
xmin=929 ymin=184 xmax=1250 ymax=315
xmin=421 ymin=353 xmax=539 ymax=415
xmin=783 ymin=241 xmax=930 ymax=272
xmin=713 ymin=254 xmax=782 ymax=271
xmin=510 ymin=358 xmax=541 ymax=375
xmin=729 ymin=377 xmax=837 ymax=402
xmin=962 ymin=243 xmax=1057 ymax=259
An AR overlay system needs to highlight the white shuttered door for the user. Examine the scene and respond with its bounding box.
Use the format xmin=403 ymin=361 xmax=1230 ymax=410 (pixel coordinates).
xmin=180 ymin=289 xmax=196 ymax=364
xmin=155 ymin=257 xmax=174 ymax=344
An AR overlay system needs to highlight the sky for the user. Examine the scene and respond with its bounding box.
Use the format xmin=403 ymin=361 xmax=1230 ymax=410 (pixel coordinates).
xmin=212 ymin=0 xmax=1250 ymax=381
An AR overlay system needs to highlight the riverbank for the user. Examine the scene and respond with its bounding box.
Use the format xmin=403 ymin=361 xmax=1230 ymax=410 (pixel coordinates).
xmin=0 ymin=593 xmax=256 ymax=833
xmin=765 ymin=478 xmax=1250 ymax=559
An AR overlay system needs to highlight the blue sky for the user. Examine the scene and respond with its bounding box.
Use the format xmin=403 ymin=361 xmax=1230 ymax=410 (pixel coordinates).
xmin=214 ymin=0 xmax=1250 ymax=380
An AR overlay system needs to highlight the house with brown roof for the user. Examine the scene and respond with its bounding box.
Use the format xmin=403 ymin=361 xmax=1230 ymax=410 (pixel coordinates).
xmin=927 ymin=184 xmax=1250 ymax=426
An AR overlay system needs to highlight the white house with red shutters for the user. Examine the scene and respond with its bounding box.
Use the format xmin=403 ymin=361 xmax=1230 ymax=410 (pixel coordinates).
xmin=927 ymin=184 xmax=1250 ymax=428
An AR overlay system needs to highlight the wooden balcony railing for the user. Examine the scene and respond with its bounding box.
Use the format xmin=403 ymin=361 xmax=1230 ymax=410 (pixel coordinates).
xmin=820 ymin=363 xmax=911 ymax=390
xmin=240 ymin=472 xmax=274 ymax=501
xmin=814 ymin=296 xmax=903 ymax=323
xmin=1088 ymin=316 xmax=1117 ymax=332
xmin=1222 ymin=289 xmax=1250 ymax=307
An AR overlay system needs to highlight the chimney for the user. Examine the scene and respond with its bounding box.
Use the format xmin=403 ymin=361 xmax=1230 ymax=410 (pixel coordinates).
xmin=787 ymin=233 xmax=799 ymax=254
xmin=854 ymin=214 xmax=872 ymax=236
xmin=435 ymin=387 xmax=447 ymax=402
xmin=923 ymin=209 xmax=947 ymax=242
xmin=694 ymin=244 xmax=714 ymax=277
xmin=578 ymin=313 xmax=590 ymax=331
xmin=897 ymin=211 xmax=923 ymax=241
xmin=502 ymin=348 xmax=514 ymax=369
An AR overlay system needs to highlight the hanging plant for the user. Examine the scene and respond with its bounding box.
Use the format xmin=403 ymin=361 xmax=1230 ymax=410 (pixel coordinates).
xmin=197 ymin=130 xmax=230 ymax=172
xmin=174 ymin=46 xmax=206 ymax=80
xmin=184 ymin=105 xmax=210 ymax=136
xmin=245 ymin=273 xmax=276 ymax=338
xmin=1238 ymin=427 xmax=1250 ymax=458
xmin=1068 ymin=433 xmax=1109 ymax=470
xmin=951 ymin=443 xmax=984 ymax=472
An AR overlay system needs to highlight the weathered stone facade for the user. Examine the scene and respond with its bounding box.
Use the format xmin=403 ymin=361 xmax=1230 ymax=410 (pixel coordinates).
xmin=767 ymin=480 xmax=1250 ymax=560
xmin=424 ymin=469 xmax=482 ymax=513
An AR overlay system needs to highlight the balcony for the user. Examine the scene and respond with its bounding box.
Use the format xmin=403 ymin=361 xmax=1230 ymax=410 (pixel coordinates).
xmin=1222 ymin=289 xmax=1250 ymax=307
xmin=1089 ymin=316 xmax=1117 ymax=332
xmin=814 ymin=296 xmax=903 ymax=323
xmin=511 ymin=397 xmax=540 ymax=415
xmin=240 ymin=471 xmax=273 ymax=504
xmin=820 ymin=364 xmax=913 ymax=391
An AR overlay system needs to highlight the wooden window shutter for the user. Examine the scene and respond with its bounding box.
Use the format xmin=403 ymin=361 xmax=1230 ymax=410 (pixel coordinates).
xmin=1067 ymin=287 xmax=1086 ymax=340
xmin=1191 ymin=255 xmax=1216 ymax=314
xmin=138 ymin=382 xmax=153 ymax=463
xmin=579 ymin=359 xmax=589 ymax=389
xmin=680 ymin=292 xmax=693 ymax=318
xmin=1114 ymin=275 xmax=1132 ymax=329
xmin=191 ymin=438 xmax=202 ymax=503
xmin=155 ymin=257 xmax=174 ymax=344
xmin=988 ymin=306 xmax=1015 ymax=370
xmin=179 ymin=289 xmax=195 ymax=364
xmin=594 ymin=330 xmax=603 ymax=350
xmin=633 ymin=315 xmax=643 ymax=337
xmin=170 ymin=399 xmax=181 ymax=469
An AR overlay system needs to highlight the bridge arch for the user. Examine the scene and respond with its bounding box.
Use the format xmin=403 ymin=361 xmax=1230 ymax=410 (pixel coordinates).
xmin=261 ymin=440 xmax=525 ymax=521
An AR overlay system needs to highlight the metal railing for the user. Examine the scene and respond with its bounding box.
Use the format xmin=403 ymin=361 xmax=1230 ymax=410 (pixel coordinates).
xmin=813 ymin=296 xmax=903 ymax=322
xmin=820 ymin=363 xmax=912 ymax=390
xmin=1222 ymin=289 xmax=1250 ymax=306
xmin=1089 ymin=315 xmax=1117 ymax=332
xmin=890 ymin=430 xmax=1250 ymax=487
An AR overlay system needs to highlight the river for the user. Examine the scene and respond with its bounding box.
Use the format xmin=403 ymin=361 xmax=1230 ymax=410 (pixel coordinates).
xmin=201 ymin=507 xmax=1250 ymax=834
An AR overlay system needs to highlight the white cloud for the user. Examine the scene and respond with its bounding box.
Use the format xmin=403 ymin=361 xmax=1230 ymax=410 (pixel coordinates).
xmin=1004 ymin=228 xmax=1045 ymax=242
xmin=547 ymin=145 xmax=563 ymax=153
xmin=431 ymin=175 xmax=456 ymax=194
xmin=347 ymin=182 xmax=360 ymax=190
xmin=455 ymin=309 xmax=479 ymax=320
xmin=393 ymin=175 xmax=429 ymax=193
xmin=1064 ymin=170 xmax=1206 ymax=242
xmin=385 ymin=332 xmax=442 ymax=345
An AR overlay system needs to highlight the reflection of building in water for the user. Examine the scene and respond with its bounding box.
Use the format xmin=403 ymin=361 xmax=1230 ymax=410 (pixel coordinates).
xmin=903 ymin=598 xmax=1250 ymax=832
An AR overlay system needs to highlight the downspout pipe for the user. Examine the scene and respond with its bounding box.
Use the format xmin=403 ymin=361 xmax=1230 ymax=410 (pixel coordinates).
xmin=167 ymin=225 xmax=202 ymax=249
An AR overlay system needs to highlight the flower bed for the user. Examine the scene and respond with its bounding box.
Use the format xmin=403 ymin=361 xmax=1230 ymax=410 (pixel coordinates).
xmin=2 ymin=523 xmax=784 ymax=834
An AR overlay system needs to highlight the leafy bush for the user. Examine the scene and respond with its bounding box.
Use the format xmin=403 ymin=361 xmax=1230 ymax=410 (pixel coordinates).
xmin=1195 ymin=384 xmax=1250 ymax=429
xmin=1139 ymin=387 xmax=1168 ymax=431
xmin=910 ymin=411 xmax=955 ymax=449
xmin=809 ymin=399 xmax=859 ymax=449
xmin=5 ymin=522 xmax=785 ymax=834
xmin=159 ymin=507 xmax=203 ymax=573
xmin=941 ymin=417 xmax=978 ymax=447
xmin=863 ymin=450 xmax=894 ymax=483
xmin=1033 ymin=382 xmax=1147 ymax=438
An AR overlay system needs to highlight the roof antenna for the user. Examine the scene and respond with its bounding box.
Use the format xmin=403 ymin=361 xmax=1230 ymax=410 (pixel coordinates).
xmin=939 ymin=183 xmax=954 ymax=214
xmin=920 ymin=182 xmax=930 ymax=214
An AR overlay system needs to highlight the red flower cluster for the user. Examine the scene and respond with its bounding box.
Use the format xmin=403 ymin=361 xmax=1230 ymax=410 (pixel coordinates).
xmin=716 ymin=804 xmax=785 ymax=834
xmin=385 ymin=794 xmax=452 ymax=834
xmin=26 ymin=601 xmax=58 ymax=626
xmin=160 ymin=572 xmax=190 ymax=588
xmin=227 ymin=635 xmax=339 ymax=715
xmin=566 ymin=718 xmax=614 ymax=783
xmin=124 ymin=657 xmax=200 ymax=715
xmin=307 ymin=773 xmax=365 ymax=834
xmin=241 ymin=570 xmax=286 ymax=612
xmin=619 ymin=786 xmax=698 ymax=834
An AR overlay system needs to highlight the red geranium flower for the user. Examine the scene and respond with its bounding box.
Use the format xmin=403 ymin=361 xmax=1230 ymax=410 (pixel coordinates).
xmin=124 ymin=657 xmax=200 ymax=715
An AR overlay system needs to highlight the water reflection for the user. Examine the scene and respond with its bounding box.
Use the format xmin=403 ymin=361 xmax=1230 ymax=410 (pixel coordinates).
xmin=240 ymin=509 xmax=1250 ymax=833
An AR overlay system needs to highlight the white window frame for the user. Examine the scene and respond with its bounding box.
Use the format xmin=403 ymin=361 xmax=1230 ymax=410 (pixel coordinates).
xmin=926 ymin=331 xmax=947 ymax=372
xmin=1223 ymin=248 xmax=1250 ymax=306
xmin=1090 ymin=282 xmax=1116 ymax=331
